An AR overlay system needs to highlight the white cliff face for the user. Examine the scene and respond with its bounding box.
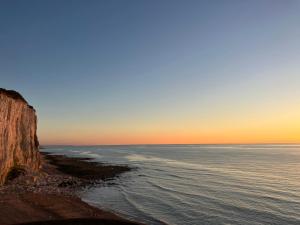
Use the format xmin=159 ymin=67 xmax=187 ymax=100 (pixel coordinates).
xmin=0 ymin=89 xmax=40 ymax=185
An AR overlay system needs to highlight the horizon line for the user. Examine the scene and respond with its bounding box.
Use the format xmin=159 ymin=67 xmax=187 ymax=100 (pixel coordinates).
xmin=40 ymin=142 xmax=300 ymax=147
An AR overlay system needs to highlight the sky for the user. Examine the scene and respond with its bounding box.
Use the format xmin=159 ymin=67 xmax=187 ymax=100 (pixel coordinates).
xmin=1 ymin=0 xmax=300 ymax=145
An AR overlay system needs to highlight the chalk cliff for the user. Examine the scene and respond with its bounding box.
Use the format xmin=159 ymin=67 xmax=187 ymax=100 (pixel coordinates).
xmin=0 ymin=88 xmax=40 ymax=185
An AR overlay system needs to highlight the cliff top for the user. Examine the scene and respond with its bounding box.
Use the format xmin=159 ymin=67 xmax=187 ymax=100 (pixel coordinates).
xmin=0 ymin=88 xmax=34 ymax=109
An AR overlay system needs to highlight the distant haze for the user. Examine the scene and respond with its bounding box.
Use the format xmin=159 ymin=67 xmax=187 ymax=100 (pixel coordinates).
xmin=1 ymin=1 xmax=300 ymax=145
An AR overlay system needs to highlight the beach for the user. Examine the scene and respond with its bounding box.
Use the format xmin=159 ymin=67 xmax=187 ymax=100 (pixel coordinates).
xmin=1 ymin=1 xmax=299 ymax=224
xmin=0 ymin=152 xmax=143 ymax=225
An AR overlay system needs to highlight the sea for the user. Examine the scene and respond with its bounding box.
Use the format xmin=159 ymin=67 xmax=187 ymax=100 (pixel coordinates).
xmin=42 ymin=144 xmax=300 ymax=225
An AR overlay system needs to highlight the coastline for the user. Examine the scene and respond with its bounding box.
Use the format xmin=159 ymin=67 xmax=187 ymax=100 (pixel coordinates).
xmin=0 ymin=152 xmax=143 ymax=225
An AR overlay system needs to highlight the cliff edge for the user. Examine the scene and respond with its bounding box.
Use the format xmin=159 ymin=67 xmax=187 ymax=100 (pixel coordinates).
xmin=0 ymin=88 xmax=40 ymax=185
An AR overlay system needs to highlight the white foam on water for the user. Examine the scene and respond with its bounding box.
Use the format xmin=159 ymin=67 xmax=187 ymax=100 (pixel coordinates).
xmin=78 ymin=151 xmax=102 ymax=159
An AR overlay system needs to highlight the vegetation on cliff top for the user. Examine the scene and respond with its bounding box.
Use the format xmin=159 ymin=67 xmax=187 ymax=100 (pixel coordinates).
xmin=0 ymin=88 xmax=35 ymax=109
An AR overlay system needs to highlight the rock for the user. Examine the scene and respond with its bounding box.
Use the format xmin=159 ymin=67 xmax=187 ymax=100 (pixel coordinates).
xmin=0 ymin=88 xmax=41 ymax=185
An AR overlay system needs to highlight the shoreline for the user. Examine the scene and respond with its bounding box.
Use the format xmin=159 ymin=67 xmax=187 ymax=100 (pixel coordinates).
xmin=0 ymin=152 xmax=144 ymax=225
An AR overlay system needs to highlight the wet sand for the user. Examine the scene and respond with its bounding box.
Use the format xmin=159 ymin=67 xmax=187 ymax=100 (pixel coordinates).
xmin=0 ymin=152 xmax=143 ymax=225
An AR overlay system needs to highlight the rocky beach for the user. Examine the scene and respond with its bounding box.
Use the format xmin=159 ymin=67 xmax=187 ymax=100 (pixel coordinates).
xmin=0 ymin=89 xmax=143 ymax=225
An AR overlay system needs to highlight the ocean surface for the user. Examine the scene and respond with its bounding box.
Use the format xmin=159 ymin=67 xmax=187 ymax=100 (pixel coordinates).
xmin=42 ymin=145 xmax=300 ymax=225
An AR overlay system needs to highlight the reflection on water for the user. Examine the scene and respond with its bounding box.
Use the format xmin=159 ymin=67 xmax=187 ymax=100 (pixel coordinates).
xmin=43 ymin=145 xmax=300 ymax=225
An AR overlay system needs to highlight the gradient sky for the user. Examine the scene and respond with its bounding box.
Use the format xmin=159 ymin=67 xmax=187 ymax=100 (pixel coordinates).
xmin=1 ymin=0 xmax=300 ymax=145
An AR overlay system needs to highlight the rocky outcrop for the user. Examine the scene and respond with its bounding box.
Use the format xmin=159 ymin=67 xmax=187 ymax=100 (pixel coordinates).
xmin=0 ymin=88 xmax=40 ymax=185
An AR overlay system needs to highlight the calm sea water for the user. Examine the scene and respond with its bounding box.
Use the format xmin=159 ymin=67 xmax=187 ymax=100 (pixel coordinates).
xmin=43 ymin=145 xmax=300 ymax=225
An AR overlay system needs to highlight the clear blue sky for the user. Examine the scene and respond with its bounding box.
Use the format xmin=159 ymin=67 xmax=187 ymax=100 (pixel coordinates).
xmin=1 ymin=0 xmax=300 ymax=144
